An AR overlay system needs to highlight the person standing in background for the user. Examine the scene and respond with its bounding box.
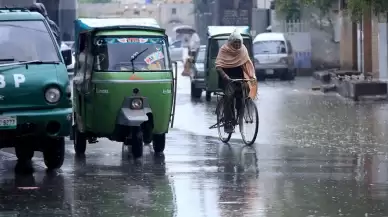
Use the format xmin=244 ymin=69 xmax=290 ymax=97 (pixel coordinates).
xmin=189 ymin=31 xmax=200 ymax=62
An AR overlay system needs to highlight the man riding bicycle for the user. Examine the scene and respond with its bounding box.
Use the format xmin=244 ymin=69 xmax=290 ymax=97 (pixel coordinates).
xmin=215 ymin=29 xmax=257 ymax=133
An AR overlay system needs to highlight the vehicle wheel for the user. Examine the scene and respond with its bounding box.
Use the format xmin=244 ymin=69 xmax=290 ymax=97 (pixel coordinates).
xmin=143 ymin=131 xmax=153 ymax=144
xmin=43 ymin=137 xmax=65 ymax=170
xmin=130 ymin=127 xmax=143 ymax=158
xmin=239 ymin=99 xmax=259 ymax=146
xmin=216 ymin=98 xmax=232 ymax=143
xmin=15 ymin=144 xmax=34 ymax=162
xmin=257 ymin=75 xmax=266 ymax=81
xmin=281 ymin=70 xmax=295 ymax=81
xmin=205 ymin=91 xmax=211 ymax=101
xmin=191 ymin=83 xmax=202 ymax=98
xmin=153 ymin=133 xmax=166 ymax=153
xmin=142 ymin=122 xmax=153 ymax=144
xmin=74 ymin=124 xmax=87 ymax=155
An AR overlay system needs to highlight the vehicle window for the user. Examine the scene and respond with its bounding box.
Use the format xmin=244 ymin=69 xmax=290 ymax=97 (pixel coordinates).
xmin=196 ymin=48 xmax=206 ymax=63
xmin=253 ymin=40 xmax=287 ymax=54
xmin=76 ymin=33 xmax=88 ymax=76
xmin=286 ymin=40 xmax=293 ymax=54
xmin=210 ymin=38 xmax=252 ymax=58
xmin=94 ymin=36 xmax=171 ymax=72
xmin=171 ymin=40 xmax=181 ymax=48
xmin=0 ymin=21 xmax=60 ymax=62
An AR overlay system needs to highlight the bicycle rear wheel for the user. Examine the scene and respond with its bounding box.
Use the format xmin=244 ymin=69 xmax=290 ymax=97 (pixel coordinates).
xmin=217 ymin=97 xmax=232 ymax=143
xmin=239 ymin=99 xmax=259 ymax=146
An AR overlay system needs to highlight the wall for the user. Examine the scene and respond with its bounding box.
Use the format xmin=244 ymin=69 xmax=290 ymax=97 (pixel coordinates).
xmin=252 ymin=9 xmax=270 ymax=35
xmin=271 ymin=7 xmax=340 ymax=70
xmin=378 ymin=23 xmax=388 ymax=79
xmin=339 ymin=11 xmax=357 ymax=69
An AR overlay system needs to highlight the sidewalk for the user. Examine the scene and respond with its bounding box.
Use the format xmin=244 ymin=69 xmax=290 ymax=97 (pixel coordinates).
xmin=312 ymin=69 xmax=388 ymax=101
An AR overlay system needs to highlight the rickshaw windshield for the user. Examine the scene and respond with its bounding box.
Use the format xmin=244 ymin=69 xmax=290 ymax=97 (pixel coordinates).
xmin=93 ymin=36 xmax=170 ymax=72
xmin=209 ymin=38 xmax=252 ymax=59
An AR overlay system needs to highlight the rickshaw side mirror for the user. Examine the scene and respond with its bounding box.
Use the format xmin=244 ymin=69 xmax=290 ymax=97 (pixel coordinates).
xmin=61 ymin=49 xmax=72 ymax=66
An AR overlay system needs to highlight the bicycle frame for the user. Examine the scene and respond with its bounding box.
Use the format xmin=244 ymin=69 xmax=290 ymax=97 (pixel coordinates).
xmin=209 ymin=79 xmax=253 ymax=129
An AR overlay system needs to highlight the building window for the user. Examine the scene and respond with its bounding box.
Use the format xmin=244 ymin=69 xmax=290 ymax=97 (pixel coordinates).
xmin=171 ymin=8 xmax=176 ymax=14
xmin=134 ymin=10 xmax=140 ymax=15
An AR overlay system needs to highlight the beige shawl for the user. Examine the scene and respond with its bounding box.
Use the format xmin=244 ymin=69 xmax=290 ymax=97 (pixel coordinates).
xmin=215 ymin=43 xmax=257 ymax=99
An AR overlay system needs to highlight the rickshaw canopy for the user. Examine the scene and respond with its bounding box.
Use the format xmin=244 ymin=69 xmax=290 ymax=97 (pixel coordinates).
xmin=173 ymin=25 xmax=195 ymax=34
xmin=74 ymin=18 xmax=162 ymax=53
xmin=207 ymin=26 xmax=250 ymax=38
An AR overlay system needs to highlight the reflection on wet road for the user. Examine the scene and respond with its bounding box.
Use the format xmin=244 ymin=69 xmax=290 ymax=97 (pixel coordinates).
xmin=2 ymin=67 xmax=388 ymax=216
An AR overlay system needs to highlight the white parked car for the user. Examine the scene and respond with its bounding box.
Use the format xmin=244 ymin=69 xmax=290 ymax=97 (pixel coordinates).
xmin=169 ymin=40 xmax=183 ymax=62
xmin=253 ymin=32 xmax=296 ymax=81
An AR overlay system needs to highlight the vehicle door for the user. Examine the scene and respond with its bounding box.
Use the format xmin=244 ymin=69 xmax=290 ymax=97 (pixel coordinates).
xmin=83 ymin=33 xmax=95 ymax=130
xmin=205 ymin=37 xmax=219 ymax=91
xmin=73 ymin=32 xmax=91 ymax=132
xmin=169 ymin=40 xmax=182 ymax=62
xmin=73 ymin=33 xmax=86 ymax=132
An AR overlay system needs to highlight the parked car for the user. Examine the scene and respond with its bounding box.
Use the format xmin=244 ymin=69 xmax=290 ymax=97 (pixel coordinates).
xmin=253 ymin=32 xmax=295 ymax=81
xmin=190 ymin=45 xmax=206 ymax=98
xmin=169 ymin=40 xmax=183 ymax=62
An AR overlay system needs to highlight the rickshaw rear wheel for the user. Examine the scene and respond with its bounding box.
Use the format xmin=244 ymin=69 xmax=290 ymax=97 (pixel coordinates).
xmin=191 ymin=83 xmax=202 ymax=98
xmin=152 ymin=133 xmax=166 ymax=153
xmin=129 ymin=127 xmax=143 ymax=158
xmin=43 ymin=137 xmax=65 ymax=170
xmin=74 ymin=125 xmax=87 ymax=155
xmin=205 ymin=91 xmax=211 ymax=101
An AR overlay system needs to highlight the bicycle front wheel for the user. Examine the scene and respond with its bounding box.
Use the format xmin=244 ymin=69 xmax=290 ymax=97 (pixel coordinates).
xmin=239 ymin=99 xmax=259 ymax=146
xmin=217 ymin=97 xmax=232 ymax=143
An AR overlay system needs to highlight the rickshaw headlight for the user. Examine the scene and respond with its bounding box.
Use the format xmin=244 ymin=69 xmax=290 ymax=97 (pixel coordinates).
xmin=45 ymin=87 xmax=61 ymax=104
xmin=130 ymin=98 xmax=143 ymax=109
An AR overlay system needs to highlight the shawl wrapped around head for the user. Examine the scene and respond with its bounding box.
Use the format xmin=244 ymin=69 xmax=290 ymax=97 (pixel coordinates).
xmin=215 ymin=40 xmax=258 ymax=99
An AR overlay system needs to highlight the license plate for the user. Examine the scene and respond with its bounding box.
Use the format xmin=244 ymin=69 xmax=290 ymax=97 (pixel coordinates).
xmin=266 ymin=69 xmax=274 ymax=74
xmin=0 ymin=116 xmax=17 ymax=129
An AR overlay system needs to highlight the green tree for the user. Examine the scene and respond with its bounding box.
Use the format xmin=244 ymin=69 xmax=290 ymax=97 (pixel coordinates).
xmin=274 ymin=0 xmax=302 ymax=21
xmin=298 ymin=0 xmax=388 ymax=21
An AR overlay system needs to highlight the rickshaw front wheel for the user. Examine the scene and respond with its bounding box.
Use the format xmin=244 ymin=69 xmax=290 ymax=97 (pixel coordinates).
xmin=129 ymin=127 xmax=143 ymax=158
xmin=43 ymin=137 xmax=65 ymax=170
xmin=15 ymin=140 xmax=34 ymax=162
xmin=153 ymin=133 xmax=166 ymax=153
xmin=73 ymin=125 xmax=87 ymax=155
xmin=205 ymin=91 xmax=211 ymax=101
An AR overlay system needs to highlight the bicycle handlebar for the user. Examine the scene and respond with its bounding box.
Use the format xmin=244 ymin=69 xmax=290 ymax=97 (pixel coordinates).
xmin=228 ymin=78 xmax=256 ymax=83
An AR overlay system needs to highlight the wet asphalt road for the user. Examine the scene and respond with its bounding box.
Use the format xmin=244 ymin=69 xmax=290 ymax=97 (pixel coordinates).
xmin=2 ymin=64 xmax=388 ymax=216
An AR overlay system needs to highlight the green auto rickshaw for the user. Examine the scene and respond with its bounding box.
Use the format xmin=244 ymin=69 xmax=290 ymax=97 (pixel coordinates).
xmin=204 ymin=26 xmax=254 ymax=101
xmin=70 ymin=18 xmax=177 ymax=158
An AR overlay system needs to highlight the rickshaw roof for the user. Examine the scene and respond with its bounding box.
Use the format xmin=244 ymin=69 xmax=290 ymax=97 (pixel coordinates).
xmin=75 ymin=18 xmax=162 ymax=33
xmin=207 ymin=26 xmax=250 ymax=37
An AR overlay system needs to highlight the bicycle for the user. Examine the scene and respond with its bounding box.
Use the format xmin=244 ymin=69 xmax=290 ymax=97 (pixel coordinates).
xmin=209 ymin=79 xmax=259 ymax=146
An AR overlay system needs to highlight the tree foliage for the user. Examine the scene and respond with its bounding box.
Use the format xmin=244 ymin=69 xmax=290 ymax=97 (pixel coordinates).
xmin=274 ymin=0 xmax=302 ymax=21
